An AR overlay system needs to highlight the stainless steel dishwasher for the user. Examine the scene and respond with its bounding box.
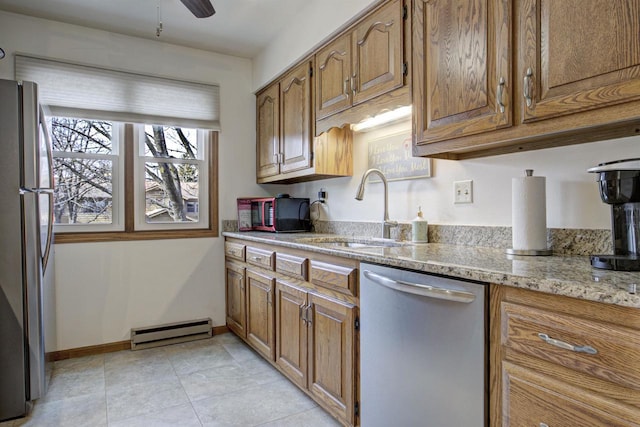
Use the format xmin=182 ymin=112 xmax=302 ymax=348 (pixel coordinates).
xmin=360 ymin=262 xmax=487 ymax=427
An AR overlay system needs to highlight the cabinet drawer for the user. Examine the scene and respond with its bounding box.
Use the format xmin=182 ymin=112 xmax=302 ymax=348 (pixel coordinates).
xmin=225 ymin=241 xmax=245 ymax=261
xmin=501 ymin=302 xmax=640 ymax=390
xmin=276 ymin=252 xmax=308 ymax=281
xmin=310 ymin=260 xmax=357 ymax=296
xmin=246 ymin=246 xmax=275 ymax=270
xmin=505 ymin=364 xmax=636 ymax=427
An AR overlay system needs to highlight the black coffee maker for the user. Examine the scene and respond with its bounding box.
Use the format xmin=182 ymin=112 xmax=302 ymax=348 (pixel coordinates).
xmin=589 ymin=158 xmax=640 ymax=271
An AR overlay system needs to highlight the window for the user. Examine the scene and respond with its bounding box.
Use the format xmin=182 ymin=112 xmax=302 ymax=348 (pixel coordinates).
xmin=15 ymin=54 xmax=220 ymax=243
xmin=51 ymin=117 xmax=218 ymax=243
xmin=136 ymin=125 xmax=209 ymax=230
xmin=50 ymin=118 xmax=124 ymax=232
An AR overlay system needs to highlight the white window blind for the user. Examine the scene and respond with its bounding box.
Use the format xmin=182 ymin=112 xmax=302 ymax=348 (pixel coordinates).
xmin=15 ymin=54 xmax=220 ymax=130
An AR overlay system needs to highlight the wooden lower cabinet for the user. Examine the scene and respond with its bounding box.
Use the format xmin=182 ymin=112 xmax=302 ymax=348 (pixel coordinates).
xmin=225 ymin=261 xmax=246 ymax=338
xmin=503 ymin=362 xmax=638 ymax=427
xmin=246 ymin=269 xmax=275 ymax=360
xmin=491 ymin=285 xmax=640 ymax=427
xmin=307 ymin=293 xmax=356 ymax=425
xmin=275 ymin=281 xmax=308 ymax=389
xmin=276 ymin=279 xmax=357 ymax=425
xmin=225 ymin=238 xmax=359 ymax=426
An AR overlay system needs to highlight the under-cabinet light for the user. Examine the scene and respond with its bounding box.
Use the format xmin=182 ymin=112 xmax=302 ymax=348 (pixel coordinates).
xmin=351 ymin=105 xmax=412 ymax=132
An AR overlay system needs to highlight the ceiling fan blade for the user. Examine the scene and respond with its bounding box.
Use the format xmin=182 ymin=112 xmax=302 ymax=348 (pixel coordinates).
xmin=180 ymin=0 xmax=215 ymax=18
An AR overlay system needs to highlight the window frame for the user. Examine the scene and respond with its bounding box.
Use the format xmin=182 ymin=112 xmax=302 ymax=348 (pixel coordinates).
xmin=54 ymin=124 xmax=219 ymax=243
xmin=50 ymin=120 xmax=125 ymax=233
xmin=134 ymin=126 xmax=210 ymax=231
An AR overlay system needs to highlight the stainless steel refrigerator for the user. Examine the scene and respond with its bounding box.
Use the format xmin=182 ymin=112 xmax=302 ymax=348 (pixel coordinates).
xmin=0 ymin=79 xmax=55 ymax=421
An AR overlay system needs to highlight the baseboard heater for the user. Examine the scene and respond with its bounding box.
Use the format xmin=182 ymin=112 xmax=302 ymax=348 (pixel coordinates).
xmin=130 ymin=318 xmax=212 ymax=350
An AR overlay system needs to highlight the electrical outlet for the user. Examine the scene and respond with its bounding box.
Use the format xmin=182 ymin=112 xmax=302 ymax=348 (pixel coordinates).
xmin=318 ymin=188 xmax=327 ymax=203
xmin=454 ymin=180 xmax=473 ymax=204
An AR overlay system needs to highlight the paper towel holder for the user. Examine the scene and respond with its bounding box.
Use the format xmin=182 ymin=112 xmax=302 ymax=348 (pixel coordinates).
xmin=506 ymin=168 xmax=552 ymax=256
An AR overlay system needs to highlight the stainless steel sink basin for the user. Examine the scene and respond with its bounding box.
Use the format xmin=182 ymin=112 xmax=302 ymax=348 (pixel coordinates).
xmin=327 ymin=241 xmax=386 ymax=248
xmin=294 ymin=237 xmax=408 ymax=249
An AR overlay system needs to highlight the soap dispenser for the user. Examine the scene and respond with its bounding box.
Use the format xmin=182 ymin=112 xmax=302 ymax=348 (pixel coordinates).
xmin=411 ymin=206 xmax=428 ymax=243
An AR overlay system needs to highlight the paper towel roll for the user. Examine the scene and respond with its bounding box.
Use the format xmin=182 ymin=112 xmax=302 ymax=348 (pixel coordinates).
xmin=512 ymin=171 xmax=548 ymax=251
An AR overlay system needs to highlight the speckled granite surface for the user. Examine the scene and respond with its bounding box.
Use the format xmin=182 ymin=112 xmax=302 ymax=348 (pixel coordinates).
xmin=222 ymin=230 xmax=640 ymax=309
xmin=222 ymin=220 xmax=613 ymax=255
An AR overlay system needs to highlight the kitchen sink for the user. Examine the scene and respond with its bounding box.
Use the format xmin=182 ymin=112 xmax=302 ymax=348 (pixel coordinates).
xmin=294 ymin=237 xmax=408 ymax=249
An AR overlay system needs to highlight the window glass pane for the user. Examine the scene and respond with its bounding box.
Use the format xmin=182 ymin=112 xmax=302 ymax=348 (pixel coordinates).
xmin=144 ymin=162 xmax=199 ymax=223
xmin=49 ymin=117 xmax=113 ymax=154
xmin=143 ymin=125 xmax=198 ymax=159
xmin=53 ymin=157 xmax=113 ymax=224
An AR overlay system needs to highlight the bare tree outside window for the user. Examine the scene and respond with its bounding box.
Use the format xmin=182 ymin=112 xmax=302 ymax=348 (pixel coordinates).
xmin=143 ymin=125 xmax=201 ymax=223
xmin=50 ymin=118 xmax=114 ymax=225
xmin=50 ymin=117 xmax=208 ymax=233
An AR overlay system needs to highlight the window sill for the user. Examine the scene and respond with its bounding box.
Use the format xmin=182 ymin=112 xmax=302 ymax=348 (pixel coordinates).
xmin=54 ymin=228 xmax=219 ymax=244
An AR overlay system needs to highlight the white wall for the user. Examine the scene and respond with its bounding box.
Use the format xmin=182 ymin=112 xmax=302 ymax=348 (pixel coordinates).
xmin=287 ymin=121 xmax=637 ymax=230
xmin=0 ymin=11 xmax=271 ymax=350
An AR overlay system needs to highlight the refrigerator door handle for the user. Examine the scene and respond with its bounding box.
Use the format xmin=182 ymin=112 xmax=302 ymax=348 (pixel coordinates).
xmin=38 ymin=106 xmax=55 ymax=272
xmin=363 ymin=270 xmax=476 ymax=303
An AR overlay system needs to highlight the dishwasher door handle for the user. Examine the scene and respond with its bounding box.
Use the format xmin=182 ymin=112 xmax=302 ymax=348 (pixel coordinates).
xmin=363 ymin=270 xmax=476 ymax=303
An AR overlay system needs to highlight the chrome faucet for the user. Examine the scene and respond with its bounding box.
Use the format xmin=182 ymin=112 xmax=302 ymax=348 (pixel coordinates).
xmin=355 ymin=168 xmax=398 ymax=239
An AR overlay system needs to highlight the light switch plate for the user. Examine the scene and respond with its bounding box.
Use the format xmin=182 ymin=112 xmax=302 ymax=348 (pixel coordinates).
xmin=454 ymin=180 xmax=473 ymax=204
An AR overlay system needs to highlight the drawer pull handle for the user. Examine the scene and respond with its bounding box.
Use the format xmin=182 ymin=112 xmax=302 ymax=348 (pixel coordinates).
xmin=537 ymin=333 xmax=598 ymax=355
xmin=250 ymin=256 xmax=263 ymax=262
xmin=540 ymin=423 xmax=549 ymax=427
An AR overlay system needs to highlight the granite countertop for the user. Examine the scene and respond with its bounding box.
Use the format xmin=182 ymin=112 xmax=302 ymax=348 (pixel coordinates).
xmin=223 ymin=231 xmax=640 ymax=309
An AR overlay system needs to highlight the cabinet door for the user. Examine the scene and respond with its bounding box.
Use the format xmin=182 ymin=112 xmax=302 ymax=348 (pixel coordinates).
xmin=315 ymin=34 xmax=352 ymax=120
xmin=518 ymin=0 xmax=640 ymax=123
xmin=246 ymin=269 xmax=275 ymax=360
xmin=256 ymin=83 xmax=280 ymax=179
xmin=352 ymin=0 xmax=404 ymax=105
xmin=280 ymin=61 xmax=312 ymax=174
xmin=413 ymin=0 xmax=511 ymax=145
xmin=275 ymin=280 xmax=308 ymax=389
xmin=225 ymin=262 xmax=246 ymax=338
xmin=307 ymin=293 xmax=356 ymax=425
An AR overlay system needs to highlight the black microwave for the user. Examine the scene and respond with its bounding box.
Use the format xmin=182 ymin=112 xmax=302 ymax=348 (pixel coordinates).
xmin=237 ymin=195 xmax=311 ymax=232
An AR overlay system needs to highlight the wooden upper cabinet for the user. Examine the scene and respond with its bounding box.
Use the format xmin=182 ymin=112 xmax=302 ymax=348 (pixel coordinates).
xmin=315 ymin=0 xmax=405 ymax=122
xmin=518 ymin=0 xmax=640 ymax=123
xmin=280 ymin=61 xmax=313 ymax=174
xmin=256 ymin=59 xmax=353 ymax=184
xmin=316 ymin=34 xmax=352 ymax=120
xmin=413 ymin=0 xmax=511 ymax=145
xmin=352 ymin=0 xmax=404 ymax=105
xmin=256 ymin=83 xmax=280 ymax=179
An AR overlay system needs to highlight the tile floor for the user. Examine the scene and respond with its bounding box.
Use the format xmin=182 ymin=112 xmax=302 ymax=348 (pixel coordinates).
xmin=0 ymin=333 xmax=341 ymax=427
